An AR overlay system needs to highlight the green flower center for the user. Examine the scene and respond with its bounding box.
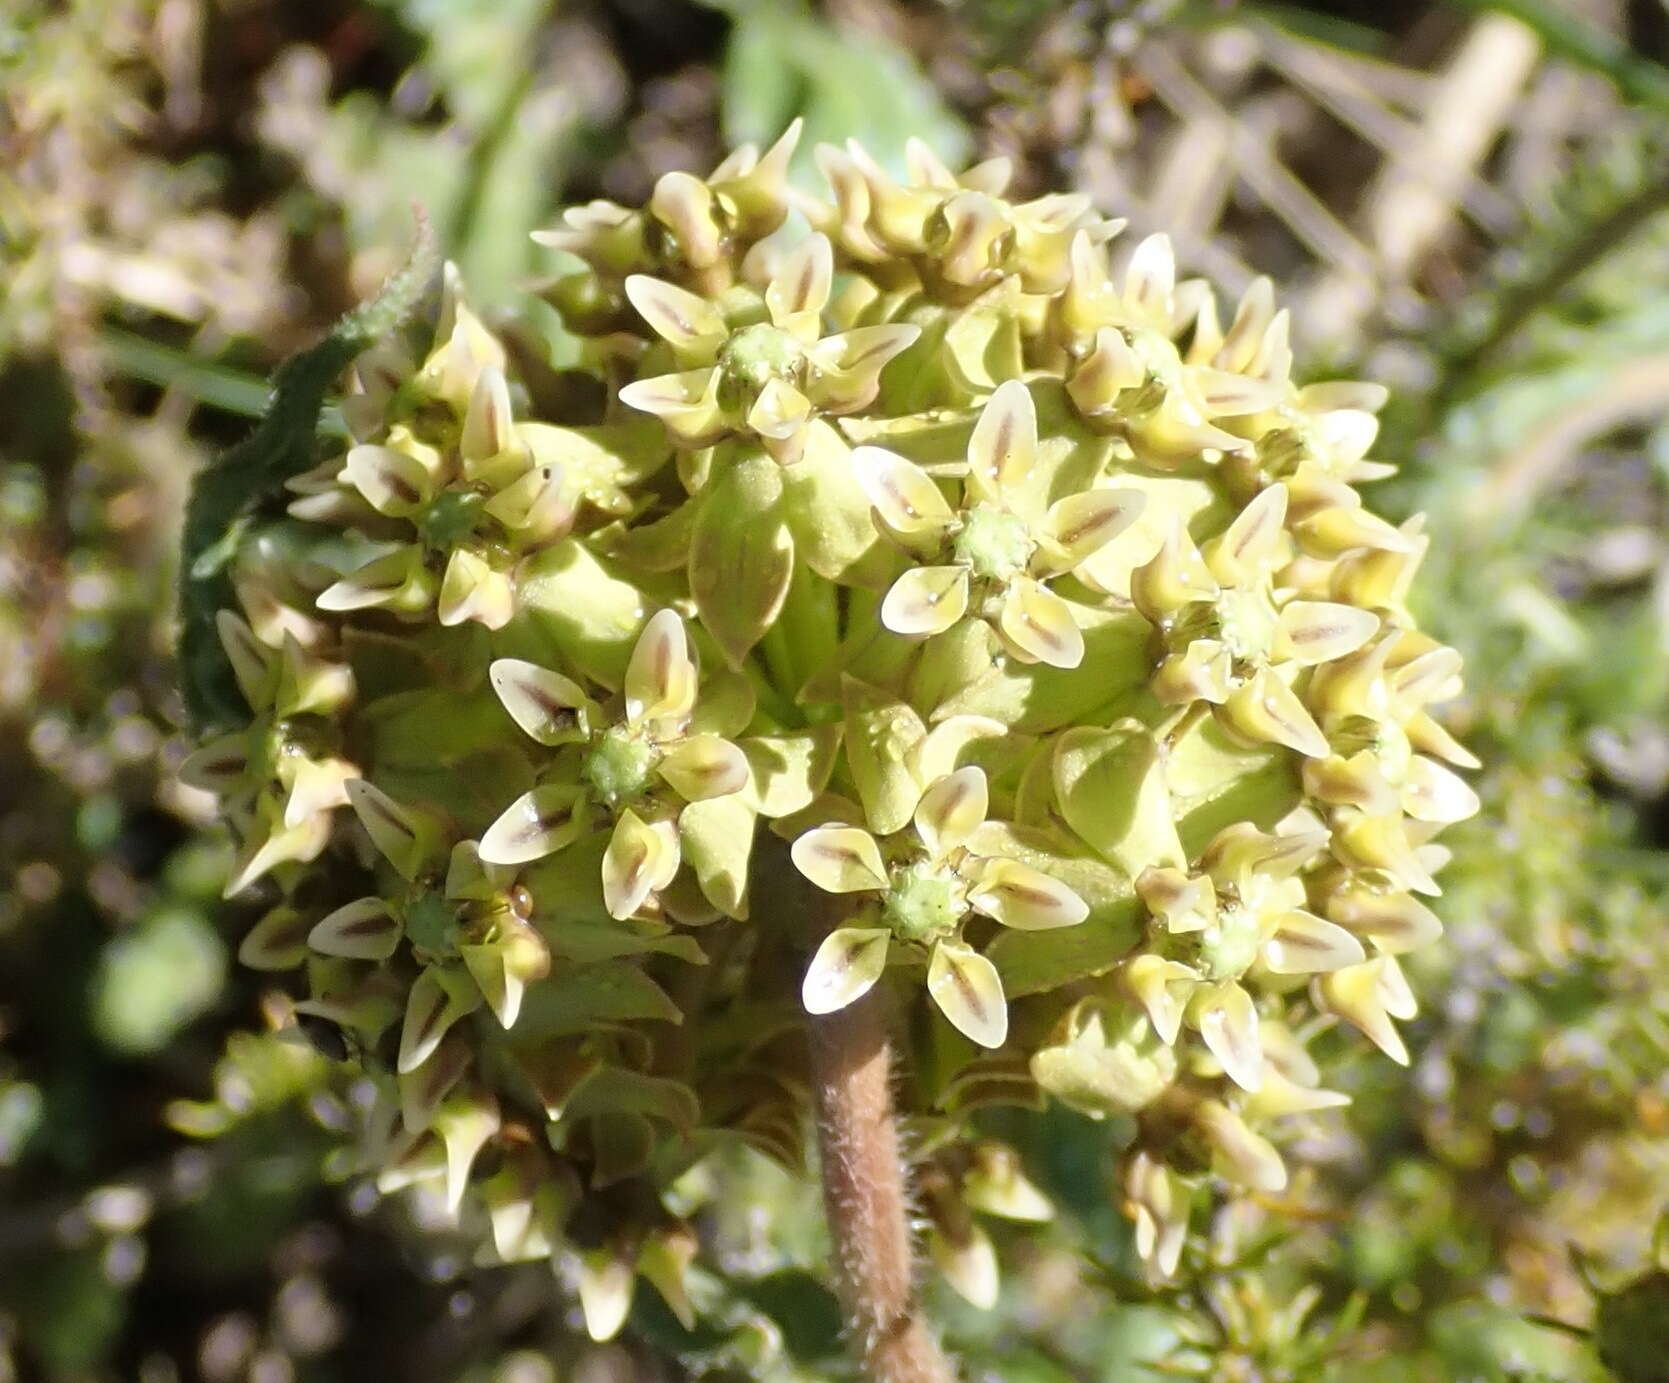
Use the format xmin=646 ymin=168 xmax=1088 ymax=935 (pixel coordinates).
xmin=1330 ymin=713 xmax=1411 ymax=776
xmin=884 ymin=861 xmax=965 ymax=943
xmin=419 ymin=488 xmax=486 ymax=551
xmin=717 ymin=324 xmax=803 ymax=411
xmin=583 ymin=725 xmax=660 ymax=808
xmin=1215 ymin=585 xmax=1277 ymax=663
xmin=1198 ymin=903 xmax=1263 ymax=981
xmin=953 ymin=505 xmax=1033 ymax=583
xmin=405 ymin=890 xmax=460 ymax=961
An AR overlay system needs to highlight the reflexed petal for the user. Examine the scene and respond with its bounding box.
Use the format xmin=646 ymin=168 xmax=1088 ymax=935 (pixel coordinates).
xmin=1273 ymin=601 xmax=1380 ymax=666
xmin=223 ymin=807 xmax=330 ymax=897
xmin=935 ymin=190 xmax=1009 ymax=287
xmin=1401 ymin=755 xmax=1481 ymax=824
xmin=659 ymin=734 xmax=749 ymax=801
xmin=345 ymin=778 xmax=432 ymax=880
xmin=929 ymin=1223 xmax=1000 ymax=1310
xmin=806 ymin=325 xmax=922 ymax=413
xmin=478 ymin=784 xmax=589 ymax=867
xmin=618 ymin=369 xmax=725 ymax=445
xmin=1315 ymin=959 xmax=1409 ymax=1064
xmin=1220 ymin=669 xmax=1329 ymax=759
xmin=397 ymin=967 xmax=483 ymax=1074
xmin=399 ymin=1035 xmax=470 ymax=1133
xmin=489 ymin=658 xmax=593 ymax=746
xmin=577 ymin=1248 xmax=635 ymax=1343
xmin=460 ymin=918 xmax=550 ymax=1030
xmin=309 ymin=898 xmax=401 ymax=961
xmin=927 ymin=940 xmax=1009 ymax=1049
xmin=216 ymin=610 xmax=273 ymax=710
xmin=316 ymin=549 xmax=432 ymax=615
xmin=433 ymin=1093 xmax=500 ymax=1217
xmin=1263 ymin=910 xmax=1366 ymax=974
xmin=969 ymin=858 xmax=1089 ymax=930
xmin=1124 ymin=233 xmax=1176 ymax=319
xmin=1335 ymin=812 xmax=1439 ymax=895
xmin=914 ymin=766 xmax=988 ymax=859
xmin=1194 ymin=981 xmax=1263 ymax=1092
xmin=1207 ymin=484 xmax=1288 ymax=585
xmin=1390 ymin=645 xmax=1464 ymax=710
xmin=1407 ymin=711 xmax=1480 ymax=769
xmin=967 ymin=379 xmax=1037 ymax=503
xmin=1130 ymin=517 xmax=1217 ymax=621
xmin=623 ymin=275 xmax=727 ymax=359
xmin=998 ymin=578 xmax=1084 ymax=668
xmin=850 ymin=446 xmax=954 ymax=536
xmin=1037 ymin=488 xmax=1145 ymax=573
xmin=1324 ymin=876 xmax=1442 ymax=954
xmin=1212 ymin=277 xmax=1275 ymax=373
xmin=765 ymin=232 xmax=833 ymax=339
xmin=1190 ymin=367 xmax=1284 ymax=417
xmin=461 ymin=367 xmax=516 ymax=470
xmin=790 ymin=825 xmax=888 ymax=894
xmin=1194 ymin=1098 xmax=1287 ymax=1193
xmin=1067 ymin=326 xmax=1145 ymax=417
xmin=881 ymin=565 xmax=969 ymax=637
xmin=746 ymin=377 xmax=813 ymax=441
xmin=1126 ymin=1152 xmax=1189 ymax=1279
xmin=601 ymin=810 xmax=680 ymax=919
xmin=1199 ymin=821 xmax=1329 ymax=882
xmin=343 ymin=443 xmax=435 ymax=517
xmin=437 ymin=548 xmax=514 ymax=630
xmin=1151 ymin=639 xmax=1234 ymax=706
xmin=483 ymin=462 xmax=574 ymax=543
xmin=1124 ymin=954 xmax=1195 ymax=1045
xmin=625 ymin=608 xmax=698 ymax=726
xmin=651 ymin=170 xmax=722 ymax=270
xmin=1136 ymin=866 xmax=1217 ymax=934
xmin=178 ymin=733 xmax=250 ymax=795
xmin=801 ymin=927 xmax=891 ymax=1014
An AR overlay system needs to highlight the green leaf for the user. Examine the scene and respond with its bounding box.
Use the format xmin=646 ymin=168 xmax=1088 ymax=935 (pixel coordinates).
xmin=513 ymin=960 xmax=683 ymax=1036
xmin=842 ymin=675 xmax=927 ymax=835
xmin=516 ymin=537 xmax=655 ymax=691
xmin=688 ymin=450 xmax=794 ymax=668
xmin=178 ymin=213 xmax=438 ymax=728
xmin=1053 ymin=722 xmax=1185 ymax=879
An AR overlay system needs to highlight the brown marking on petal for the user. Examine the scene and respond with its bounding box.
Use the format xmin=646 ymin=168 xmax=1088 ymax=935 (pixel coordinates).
xmin=995 ymin=876 xmax=1055 ymax=908
xmin=513 ymin=801 xmax=573 ymax=847
xmin=1287 ymin=617 xmax=1350 ymax=646
xmin=410 ymin=991 xmax=447 ymax=1050
xmin=790 ymin=256 xmax=817 ymax=311
xmin=525 ymin=685 xmax=580 ymax=735
xmin=844 ymin=336 xmax=900 ymax=370
xmin=950 ymin=958 xmax=990 ymax=1021
xmin=384 ymin=471 xmax=422 ymax=505
xmin=340 ymin=908 xmax=397 ymax=938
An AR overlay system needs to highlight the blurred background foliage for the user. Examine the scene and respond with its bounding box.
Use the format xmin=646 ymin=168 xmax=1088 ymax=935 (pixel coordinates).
xmin=2 ymin=0 xmax=1668 ymax=1378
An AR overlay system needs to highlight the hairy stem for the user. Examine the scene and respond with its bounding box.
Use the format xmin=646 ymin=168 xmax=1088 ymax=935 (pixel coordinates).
xmin=809 ymin=988 xmax=956 ymax=1383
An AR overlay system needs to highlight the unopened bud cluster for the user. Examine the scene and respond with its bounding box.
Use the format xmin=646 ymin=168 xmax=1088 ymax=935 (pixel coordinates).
xmin=188 ymin=124 xmax=1477 ymax=1333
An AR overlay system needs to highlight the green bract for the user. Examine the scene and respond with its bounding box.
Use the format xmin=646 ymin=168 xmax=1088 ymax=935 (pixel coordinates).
xmin=191 ymin=124 xmax=1477 ymax=1338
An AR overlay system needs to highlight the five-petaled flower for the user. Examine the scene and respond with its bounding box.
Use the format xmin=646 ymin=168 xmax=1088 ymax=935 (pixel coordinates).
xmin=794 ymin=766 xmax=1088 ymax=1048
xmin=478 ymin=609 xmax=748 ymax=919
xmin=856 ymin=379 xmax=1146 ymax=668
xmin=618 ymin=232 xmax=919 ymax=463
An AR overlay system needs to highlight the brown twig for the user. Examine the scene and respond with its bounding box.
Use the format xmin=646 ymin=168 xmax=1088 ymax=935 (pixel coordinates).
xmin=809 ymin=986 xmax=956 ymax=1383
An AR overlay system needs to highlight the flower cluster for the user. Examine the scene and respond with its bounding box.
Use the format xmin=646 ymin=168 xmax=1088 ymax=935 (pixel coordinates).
xmin=189 ymin=124 xmax=1475 ymax=1338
